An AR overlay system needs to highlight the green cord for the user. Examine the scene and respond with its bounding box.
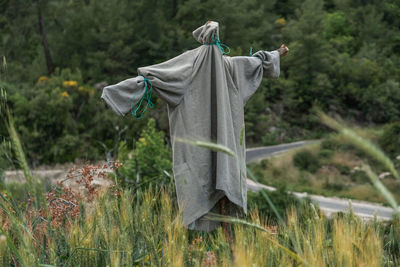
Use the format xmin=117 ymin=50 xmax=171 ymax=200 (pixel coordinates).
xmin=130 ymin=75 xmax=154 ymax=119
xmin=249 ymin=47 xmax=263 ymax=63
xmin=204 ymin=32 xmax=231 ymax=55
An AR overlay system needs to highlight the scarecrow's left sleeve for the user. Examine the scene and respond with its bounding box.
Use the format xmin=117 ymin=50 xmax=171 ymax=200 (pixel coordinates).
xmin=101 ymin=49 xmax=196 ymax=116
xmin=229 ymin=50 xmax=280 ymax=105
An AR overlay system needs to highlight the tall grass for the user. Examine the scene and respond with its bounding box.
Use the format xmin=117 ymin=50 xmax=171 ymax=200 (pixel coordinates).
xmin=0 ymin=120 xmax=394 ymax=266
xmin=0 ymin=56 xmax=399 ymax=265
xmin=317 ymin=110 xmax=399 ymax=214
xmin=0 ymin=183 xmax=391 ymax=266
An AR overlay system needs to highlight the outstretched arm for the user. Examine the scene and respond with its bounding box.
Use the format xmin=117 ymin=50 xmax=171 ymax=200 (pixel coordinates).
xmin=228 ymin=43 xmax=289 ymax=104
xmin=101 ymin=49 xmax=197 ymax=117
xmin=101 ymin=76 xmax=146 ymax=117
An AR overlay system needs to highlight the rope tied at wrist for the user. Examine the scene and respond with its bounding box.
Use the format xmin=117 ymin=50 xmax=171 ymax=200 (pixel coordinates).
xmin=131 ymin=75 xmax=154 ymax=119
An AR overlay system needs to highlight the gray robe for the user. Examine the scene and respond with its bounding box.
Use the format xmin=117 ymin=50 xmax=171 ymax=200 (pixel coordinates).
xmin=101 ymin=21 xmax=280 ymax=231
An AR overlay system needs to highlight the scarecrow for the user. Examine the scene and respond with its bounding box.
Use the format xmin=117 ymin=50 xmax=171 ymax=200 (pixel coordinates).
xmin=101 ymin=21 xmax=289 ymax=233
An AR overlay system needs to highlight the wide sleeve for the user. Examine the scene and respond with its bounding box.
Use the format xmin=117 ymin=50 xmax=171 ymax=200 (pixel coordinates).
xmin=229 ymin=50 xmax=280 ymax=104
xmin=101 ymin=76 xmax=146 ymax=116
xmin=101 ymin=49 xmax=197 ymax=116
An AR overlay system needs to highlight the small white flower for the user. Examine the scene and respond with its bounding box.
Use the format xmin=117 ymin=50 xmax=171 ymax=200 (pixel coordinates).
xmin=379 ymin=172 xmax=391 ymax=179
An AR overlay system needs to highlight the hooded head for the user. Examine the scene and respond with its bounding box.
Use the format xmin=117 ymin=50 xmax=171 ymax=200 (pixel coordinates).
xmin=192 ymin=21 xmax=220 ymax=44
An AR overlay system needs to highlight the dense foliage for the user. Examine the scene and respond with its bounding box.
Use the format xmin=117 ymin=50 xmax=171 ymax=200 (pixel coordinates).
xmin=379 ymin=122 xmax=400 ymax=160
xmin=117 ymin=118 xmax=172 ymax=186
xmin=1 ymin=0 xmax=400 ymax=165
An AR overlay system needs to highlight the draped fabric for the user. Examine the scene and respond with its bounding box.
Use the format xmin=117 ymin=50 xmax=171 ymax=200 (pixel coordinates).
xmin=101 ymin=21 xmax=280 ymax=231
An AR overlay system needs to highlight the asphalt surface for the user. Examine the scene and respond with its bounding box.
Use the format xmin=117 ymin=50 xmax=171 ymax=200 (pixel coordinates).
xmin=245 ymin=140 xmax=396 ymax=220
xmin=247 ymin=179 xmax=395 ymax=220
xmin=3 ymin=140 xmax=397 ymax=221
xmin=246 ymin=140 xmax=319 ymax=163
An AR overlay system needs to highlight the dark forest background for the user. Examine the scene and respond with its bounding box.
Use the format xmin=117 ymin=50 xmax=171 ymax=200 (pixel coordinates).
xmin=1 ymin=0 xmax=399 ymax=166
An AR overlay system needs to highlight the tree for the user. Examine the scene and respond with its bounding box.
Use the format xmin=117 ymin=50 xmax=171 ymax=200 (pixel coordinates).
xmin=283 ymin=0 xmax=334 ymax=123
xmin=36 ymin=0 xmax=54 ymax=75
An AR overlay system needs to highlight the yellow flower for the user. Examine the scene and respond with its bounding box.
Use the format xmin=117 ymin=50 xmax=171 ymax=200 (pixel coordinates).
xmin=275 ymin=18 xmax=286 ymax=26
xmin=78 ymin=86 xmax=85 ymax=91
xmin=138 ymin=137 xmax=147 ymax=146
xmin=63 ymin=80 xmax=78 ymax=87
xmin=38 ymin=76 xmax=48 ymax=83
xmin=60 ymin=91 xmax=69 ymax=98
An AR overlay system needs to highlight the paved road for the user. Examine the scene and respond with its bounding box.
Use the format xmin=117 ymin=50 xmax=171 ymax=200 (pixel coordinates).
xmin=247 ymin=179 xmax=396 ymax=220
xmin=3 ymin=139 xmax=397 ymax=221
xmin=245 ymin=140 xmax=396 ymax=220
xmin=246 ymin=140 xmax=319 ymax=163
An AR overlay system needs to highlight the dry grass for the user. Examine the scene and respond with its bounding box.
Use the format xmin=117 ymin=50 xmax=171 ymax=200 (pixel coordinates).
xmin=330 ymin=151 xmax=363 ymax=169
xmin=252 ymin=137 xmax=400 ymax=203
xmin=0 ymin=173 xmax=391 ymax=266
xmin=0 ymin=83 xmax=398 ymax=265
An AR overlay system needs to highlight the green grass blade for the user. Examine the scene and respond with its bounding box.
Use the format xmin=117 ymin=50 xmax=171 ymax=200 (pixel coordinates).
xmin=317 ymin=110 xmax=400 ymax=182
xmin=246 ymin=168 xmax=286 ymax=226
xmin=246 ymin=168 xmax=306 ymax=263
xmin=240 ymin=124 xmax=245 ymax=146
xmin=204 ymin=212 xmax=304 ymax=264
xmin=6 ymin=112 xmax=33 ymax=185
xmin=362 ymin=164 xmax=399 ymax=213
xmin=175 ymin=137 xmax=236 ymax=157
xmin=0 ymin=226 xmax=26 ymax=267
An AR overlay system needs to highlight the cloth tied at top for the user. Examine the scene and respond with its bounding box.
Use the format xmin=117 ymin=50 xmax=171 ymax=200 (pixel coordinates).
xmin=101 ymin=21 xmax=280 ymax=231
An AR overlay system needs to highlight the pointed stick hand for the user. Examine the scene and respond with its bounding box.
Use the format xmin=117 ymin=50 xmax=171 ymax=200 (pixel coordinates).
xmin=278 ymin=44 xmax=289 ymax=57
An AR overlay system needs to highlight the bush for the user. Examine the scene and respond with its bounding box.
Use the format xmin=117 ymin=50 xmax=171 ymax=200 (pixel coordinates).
xmin=117 ymin=118 xmax=172 ymax=187
xmin=260 ymin=159 xmax=269 ymax=169
xmin=378 ymin=122 xmax=400 ymax=160
xmin=293 ymin=150 xmax=321 ymax=173
xmin=323 ymin=180 xmax=345 ymax=191
xmin=350 ymin=169 xmax=369 ymax=183
xmin=320 ymin=138 xmax=352 ymax=151
xmin=2 ymin=68 xmax=147 ymax=165
xmin=317 ymin=149 xmax=334 ymax=159
xmin=247 ymin=185 xmax=309 ymax=222
xmin=336 ymin=164 xmax=351 ymax=175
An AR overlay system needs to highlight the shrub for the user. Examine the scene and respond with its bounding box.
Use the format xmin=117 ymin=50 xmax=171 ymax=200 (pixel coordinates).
xmin=293 ymin=150 xmax=321 ymax=173
xmin=350 ymin=169 xmax=369 ymax=183
xmin=260 ymin=159 xmax=268 ymax=169
xmin=317 ymin=149 xmax=334 ymax=159
xmin=117 ymin=118 xmax=172 ymax=187
xmin=247 ymin=185 xmax=309 ymax=222
xmin=320 ymin=137 xmax=352 ymax=151
xmin=378 ymin=122 xmax=400 ymax=160
xmin=336 ymin=164 xmax=351 ymax=175
xmin=323 ymin=180 xmax=345 ymax=191
xmin=2 ymin=68 xmax=147 ymax=165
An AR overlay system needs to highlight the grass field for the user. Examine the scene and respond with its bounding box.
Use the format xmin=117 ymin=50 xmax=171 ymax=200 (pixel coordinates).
xmin=0 ymin=177 xmax=398 ymax=266
xmin=1 ymin=88 xmax=400 ymax=266
xmin=249 ymin=131 xmax=400 ymax=205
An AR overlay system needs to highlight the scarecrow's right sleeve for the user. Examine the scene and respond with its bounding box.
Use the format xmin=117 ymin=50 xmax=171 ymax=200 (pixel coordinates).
xmin=101 ymin=49 xmax=197 ymax=117
xmin=229 ymin=50 xmax=280 ymax=105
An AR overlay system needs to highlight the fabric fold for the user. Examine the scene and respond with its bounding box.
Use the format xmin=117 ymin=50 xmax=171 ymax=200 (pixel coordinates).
xmin=101 ymin=76 xmax=146 ymax=116
xmin=192 ymin=21 xmax=220 ymax=44
xmin=100 ymin=20 xmax=281 ymax=231
xmin=253 ymin=50 xmax=280 ymax=79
